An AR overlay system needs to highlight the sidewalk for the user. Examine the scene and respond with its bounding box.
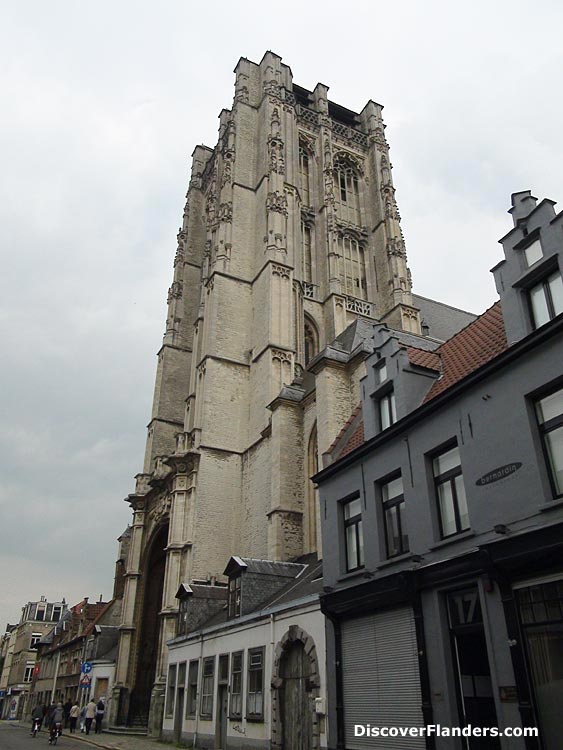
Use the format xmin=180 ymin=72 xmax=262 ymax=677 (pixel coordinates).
xmin=3 ymin=721 xmax=168 ymax=750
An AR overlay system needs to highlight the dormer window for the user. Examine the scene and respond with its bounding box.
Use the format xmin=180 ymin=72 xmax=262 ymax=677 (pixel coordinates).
xmin=378 ymin=390 xmax=396 ymax=431
xmin=376 ymin=362 xmax=388 ymax=384
xmin=524 ymin=238 xmax=543 ymax=267
xmin=228 ymin=574 xmax=241 ymax=618
xmin=529 ymin=269 xmax=563 ymax=328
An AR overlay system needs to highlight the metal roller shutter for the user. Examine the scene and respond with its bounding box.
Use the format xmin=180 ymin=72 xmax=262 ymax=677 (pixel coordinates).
xmin=340 ymin=607 xmax=424 ymax=749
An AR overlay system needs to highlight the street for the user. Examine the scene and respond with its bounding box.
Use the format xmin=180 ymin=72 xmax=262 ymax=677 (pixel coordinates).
xmin=0 ymin=723 xmax=93 ymax=750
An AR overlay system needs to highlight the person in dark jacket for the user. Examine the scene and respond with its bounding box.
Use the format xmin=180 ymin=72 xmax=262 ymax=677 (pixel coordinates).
xmin=49 ymin=703 xmax=64 ymax=745
xmin=94 ymin=698 xmax=105 ymax=734
xmin=63 ymin=698 xmax=72 ymax=727
xmin=30 ymin=704 xmax=43 ymax=734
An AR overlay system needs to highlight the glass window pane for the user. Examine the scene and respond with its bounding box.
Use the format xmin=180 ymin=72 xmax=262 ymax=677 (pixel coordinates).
xmin=385 ymin=505 xmax=400 ymax=556
xmin=357 ymin=519 xmax=364 ymax=566
xmin=548 ymin=271 xmax=563 ymax=316
xmin=433 ymin=446 xmax=460 ymax=476
xmin=383 ymin=476 xmax=403 ymax=501
xmin=537 ymin=389 xmax=563 ymax=424
xmin=346 ymin=524 xmax=358 ymax=569
xmin=344 ymin=497 xmax=361 ymax=519
xmin=455 ymin=475 xmax=470 ymax=530
xmin=377 ymin=363 xmax=387 ymax=383
xmin=379 ymin=395 xmax=390 ymax=430
xmin=530 ymin=283 xmax=550 ymax=327
xmin=546 ymin=427 xmax=563 ymax=494
xmin=438 ymin=481 xmax=456 ymax=536
xmin=524 ymin=239 xmax=543 ymax=266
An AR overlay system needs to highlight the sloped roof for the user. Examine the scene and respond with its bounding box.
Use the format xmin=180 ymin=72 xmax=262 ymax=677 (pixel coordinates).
xmin=407 ymin=347 xmax=441 ymax=372
xmin=422 ymin=302 xmax=507 ymax=403
xmin=224 ymin=557 xmax=304 ymax=578
xmin=329 ymin=302 xmax=507 ymax=459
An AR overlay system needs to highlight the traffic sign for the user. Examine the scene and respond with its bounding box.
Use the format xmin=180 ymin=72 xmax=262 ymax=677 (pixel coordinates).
xmin=81 ymin=662 xmax=93 ymax=674
xmin=79 ymin=674 xmax=92 ymax=688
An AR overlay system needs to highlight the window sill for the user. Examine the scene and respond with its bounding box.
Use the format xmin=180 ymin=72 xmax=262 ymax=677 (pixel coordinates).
xmin=429 ymin=529 xmax=475 ymax=550
xmin=539 ymin=497 xmax=563 ymax=512
xmin=246 ymin=715 xmax=264 ymax=723
xmin=376 ymin=552 xmax=414 ymax=569
xmin=337 ymin=568 xmax=367 ymax=583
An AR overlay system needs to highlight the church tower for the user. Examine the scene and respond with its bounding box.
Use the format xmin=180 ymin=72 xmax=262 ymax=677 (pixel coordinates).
xmin=111 ymin=52 xmax=420 ymax=730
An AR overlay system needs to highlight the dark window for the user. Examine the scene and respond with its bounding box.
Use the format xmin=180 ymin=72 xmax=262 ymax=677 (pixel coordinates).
xmin=343 ymin=496 xmax=364 ymax=572
xmin=229 ymin=651 xmax=243 ymax=718
xmin=52 ymin=606 xmax=62 ymax=622
xmin=186 ymin=660 xmax=199 ymax=718
xmin=228 ymin=575 xmax=241 ymax=618
xmin=166 ymin=664 xmax=177 ymax=719
xmin=35 ymin=606 xmax=45 ymax=622
xmin=381 ymin=475 xmax=409 ymax=557
xmin=246 ymin=647 xmax=264 ymax=720
xmin=200 ymin=657 xmax=215 ymax=717
xmin=433 ymin=445 xmax=469 ymax=538
xmin=529 ymin=269 xmax=563 ymax=328
xmin=24 ymin=663 xmax=34 ymax=683
xmin=536 ymin=387 xmax=563 ymax=496
xmin=178 ymin=597 xmax=189 ymax=635
xmin=30 ymin=633 xmax=42 ymax=649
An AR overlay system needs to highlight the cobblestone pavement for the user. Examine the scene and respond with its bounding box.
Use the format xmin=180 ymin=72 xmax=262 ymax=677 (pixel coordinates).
xmin=1 ymin=721 xmax=167 ymax=750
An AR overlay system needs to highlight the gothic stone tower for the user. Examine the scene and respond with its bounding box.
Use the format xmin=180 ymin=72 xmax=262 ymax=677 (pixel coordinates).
xmin=112 ymin=51 xmax=420 ymax=729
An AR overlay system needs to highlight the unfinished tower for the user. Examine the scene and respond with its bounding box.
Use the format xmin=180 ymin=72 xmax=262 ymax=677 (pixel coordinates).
xmin=111 ymin=51 xmax=423 ymax=730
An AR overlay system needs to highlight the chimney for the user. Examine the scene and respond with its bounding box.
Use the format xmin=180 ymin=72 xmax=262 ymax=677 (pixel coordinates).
xmin=508 ymin=190 xmax=538 ymax=226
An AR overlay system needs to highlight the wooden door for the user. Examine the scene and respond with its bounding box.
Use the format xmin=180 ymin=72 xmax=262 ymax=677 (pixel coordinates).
xmin=280 ymin=642 xmax=312 ymax=750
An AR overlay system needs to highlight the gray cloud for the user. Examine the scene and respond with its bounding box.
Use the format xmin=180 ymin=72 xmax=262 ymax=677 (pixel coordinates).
xmin=1 ymin=0 xmax=562 ymax=626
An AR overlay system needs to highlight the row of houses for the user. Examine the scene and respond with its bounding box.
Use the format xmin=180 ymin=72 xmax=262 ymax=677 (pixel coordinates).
xmin=0 ymin=529 xmax=130 ymax=722
xmin=158 ymin=192 xmax=563 ymax=750
xmin=3 ymin=192 xmax=562 ymax=749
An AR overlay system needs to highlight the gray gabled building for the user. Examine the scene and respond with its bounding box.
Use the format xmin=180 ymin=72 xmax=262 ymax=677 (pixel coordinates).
xmin=315 ymin=192 xmax=563 ymax=750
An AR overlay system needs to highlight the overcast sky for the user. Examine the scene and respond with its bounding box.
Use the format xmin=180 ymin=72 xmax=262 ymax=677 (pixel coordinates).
xmin=1 ymin=0 xmax=561 ymax=629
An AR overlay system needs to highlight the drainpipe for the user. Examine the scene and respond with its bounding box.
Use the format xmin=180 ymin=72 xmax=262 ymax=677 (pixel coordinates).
xmin=50 ymin=651 xmax=61 ymax=705
xmin=193 ymin=633 xmax=203 ymax=750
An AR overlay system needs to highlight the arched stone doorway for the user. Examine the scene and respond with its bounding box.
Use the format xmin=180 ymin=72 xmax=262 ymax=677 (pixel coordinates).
xmin=129 ymin=523 xmax=168 ymax=725
xmin=272 ymin=626 xmax=321 ymax=750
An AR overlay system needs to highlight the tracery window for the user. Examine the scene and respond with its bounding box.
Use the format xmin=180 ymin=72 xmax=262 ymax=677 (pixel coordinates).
xmin=301 ymin=221 xmax=312 ymax=283
xmin=304 ymin=319 xmax=318 ymax=366
xmin=299 ymin=146 xmax=311 ymax=206
xmin=338 ymin=235 xmax=367 ymax=299
xmin=334 ymin=159 xmax=361 ymax=225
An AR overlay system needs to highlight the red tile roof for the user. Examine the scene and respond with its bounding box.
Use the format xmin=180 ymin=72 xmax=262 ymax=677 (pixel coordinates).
xmin=339 ymin=420 xmax=365 ymax=458
xmin=407 ymin=347 xmax=441 ymax=372
xmin=330 ymin=302 xmax=508 ymax=459
xmin=422 ymin=302 xmax=507 ymax=403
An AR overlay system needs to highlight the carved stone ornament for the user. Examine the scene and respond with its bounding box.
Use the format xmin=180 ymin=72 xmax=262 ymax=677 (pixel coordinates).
xmin=271 ymin=349 xmax=292 ymax=363
xmin=266 ymin=191 xmax=288 ymax=216
xmin=370 ymin=125 xmax=389 ymax=153
xmin=346 ymin=296 xmax=372 ymax=317
xmin=218 ymin=201 xmax=233 ymax=223
xmin=387 ymin=237 xmax=407 ymax=259
xmin=268 ymin=135 xmax=285 ymax=175
xmin=271 ymin=263 xmax=290 ymax=279
xmin=264 ymin=79 xmax=281 ymax=98
xmin=167 ymin=280 xmax=183 ymax=303
xmin=299 ymin=133 xmax=316 ymax=156
xmin=234 ymin=85 xmax=249 ymax=104
xmin=149 ymin=493 xmax=172 ymax=526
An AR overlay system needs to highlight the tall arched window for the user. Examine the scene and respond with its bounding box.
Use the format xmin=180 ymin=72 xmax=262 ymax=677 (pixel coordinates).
xmin=301 ymin=221 xmax=312 ymax=283
xmin=334 ymin=158 xmax=361 ymax=225
xmin=299 ymin=146 xmax=311 ymax=206
xmin=306 ymin=424 xmax=319 ymax=553
xmin=304 ymin=318 xmax=318 ymax=366
xmin=338 ymin=234 xmax=367 ymax=299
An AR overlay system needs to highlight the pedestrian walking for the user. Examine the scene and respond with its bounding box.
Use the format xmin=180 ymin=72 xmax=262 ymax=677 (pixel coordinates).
xmin=63 ymin=698 xmax=72 ymax=727
xmin=84 ymin=698 xmax=97 ymax=735
xmin=69 ymin=702 xmax=80 ymax=733
xmin=94 ymin=698 xmax=105 ymax=734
